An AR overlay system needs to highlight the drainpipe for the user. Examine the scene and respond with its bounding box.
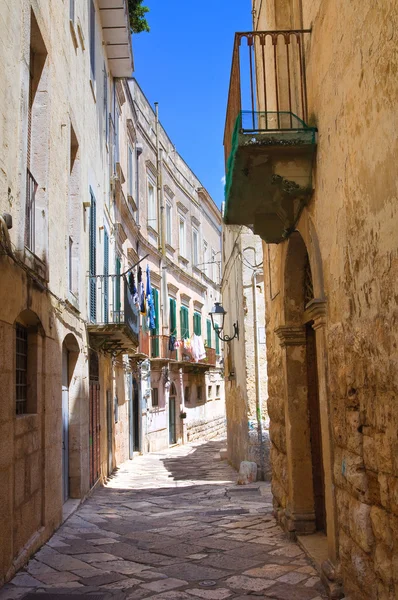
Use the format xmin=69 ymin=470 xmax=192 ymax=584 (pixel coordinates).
xmin=252 ymin=269 xmax=265 ymax=480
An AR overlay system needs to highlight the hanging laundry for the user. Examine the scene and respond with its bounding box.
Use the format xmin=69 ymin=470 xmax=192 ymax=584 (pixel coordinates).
xmin=138 ymin=266 xmax=146 ymax=315
xmin=146 ymin=265 xmax=156 ymax=330
xmin=128 ymin=272 xmax=138 ymax=305
xmin=191 ymin=334 xmax=206 ymax=362
xmin=168 ymin=335 xmax=176 ymax=351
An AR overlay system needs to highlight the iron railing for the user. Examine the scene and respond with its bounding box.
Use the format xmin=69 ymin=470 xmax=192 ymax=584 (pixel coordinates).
xmin=88 ymin=274 xmax=139 ymax=337
xmin=25 ymin=169 xmax=37 ymax=252
xmin=224 ymin=30 xmax=311 ymax=162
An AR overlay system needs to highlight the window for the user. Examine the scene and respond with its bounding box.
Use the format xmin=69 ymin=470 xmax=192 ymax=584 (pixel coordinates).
xmin=166 ymin=202 xmax=172 ymax=245
xmin=211 ymin=249 xmax=217 ymax=282
xmin=203 ymin=241 xmax=208 ymax=276
xmin=180 ymin=305 xmax=189 ymax=339
xmin=216 ymin=385 xmax=220 ymax=398
xmin=208 ymin=386 xmax=212 ymax=398
xmin=148 ymin=180 xmax=157 ymax=230
xmin=192 ymin=228 xmax=199 ymax=266
xmin=169 ymin=297 xmax=177 ymax=335
xmin=89 ymin=189 xmax=97 ymax=322
xmin=197 ymin=385 xmax=203 ymax=401
xmin=184 ymin=386 xmax=190 ymax=404
xmin=115 ymin=256 xmax=121 ymax=321
xmin=152 ymin=387 xmax=159 ymax=407
xmin=114 ymin=102 xmax=120 ymax=165
xmin=104 ymin=68 xmax=108 ymax=143
xmin=207 ymin=319 xmax=212 ymax=348
xmin=179 ymin=217 xmax=186 ymax=257
xmin=16 ymin=324 xmax=28 ymax=415
xmin=128 ymin=145 xmax=133 ymax=197
xmin=89 ymin=0 xmax=95 ymax=81
xmin=68 ymin=237 xmax=73 ymax=292
xmin=193 ymin=311 xmax=202 ymax=336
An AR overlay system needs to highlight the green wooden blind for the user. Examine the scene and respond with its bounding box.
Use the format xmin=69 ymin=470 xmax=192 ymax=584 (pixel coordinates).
xmin=193 ymin=311 xmax=202 ymax=336
xmin=180 ymin=306 xmax=189 ymax=339
xmin=207 ymin=319 xmax=212 ymax=348
xmin=151 ymin=288 xmax=160 ymax=357
xmin=215 ymin=324 xmax=220 ymax=355
xmin=115 ymin=256 xmax=121 ymax=320
xmin=169 ymin=297 xmax=177 ymax=335
xmin=89 ymin=189 xmax=96 ymax=322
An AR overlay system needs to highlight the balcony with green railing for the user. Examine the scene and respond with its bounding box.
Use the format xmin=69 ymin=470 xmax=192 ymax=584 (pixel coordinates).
xmin=223 ymin=30 xmax=317 ymax=244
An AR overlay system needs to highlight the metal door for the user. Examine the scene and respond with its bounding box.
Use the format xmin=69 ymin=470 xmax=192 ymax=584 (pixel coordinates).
xmin=107 ymin=390 xmax=113 ymax=475
xmin=169 ymin=396 xmax=176 ymax=445
xmin=62 ymin=346 xmax=69 ymax=502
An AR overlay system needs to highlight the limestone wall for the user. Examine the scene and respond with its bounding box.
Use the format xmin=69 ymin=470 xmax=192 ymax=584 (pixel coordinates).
xmin=255 ymin=1 xmax=398 ymax=598
xmin=186 ymin=415 xmax=226 ymax=443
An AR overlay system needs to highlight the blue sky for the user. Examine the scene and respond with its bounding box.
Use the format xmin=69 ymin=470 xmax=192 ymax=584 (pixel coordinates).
xmin=132 ymin=1 xmax=251 ymax=209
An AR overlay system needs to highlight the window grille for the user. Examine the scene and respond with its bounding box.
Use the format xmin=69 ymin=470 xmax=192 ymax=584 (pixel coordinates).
xmin=16 ymin=324 xmax=28 ymax=415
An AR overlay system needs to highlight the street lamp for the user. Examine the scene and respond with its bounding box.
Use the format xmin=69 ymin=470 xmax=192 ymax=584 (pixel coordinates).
xmin=209 ymin=302 xmax=239 ymax=342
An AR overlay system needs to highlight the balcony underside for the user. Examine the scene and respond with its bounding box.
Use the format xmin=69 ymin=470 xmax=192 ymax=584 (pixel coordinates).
xmin=87 ymin=323 xmax=139 ymax=355
xmin=224 ymin=115 xmax=316 ymax=244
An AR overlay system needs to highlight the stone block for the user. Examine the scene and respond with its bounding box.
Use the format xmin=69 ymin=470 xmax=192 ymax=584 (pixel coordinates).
xmin=348 ymin=498 xmax=373 ymax=553
xmin=370 ymin=506 xmax=392 ymax=548
xmin=374 ymin=543 xmax=393 ymax=585
xmin=219 ymin=449 xmax=228 ymax=460
xmin=375 ymin=432 xmax=394 ymax=474
xmin=237 ymin=461 xmax=257 ymax=485
xmin=363 ymin=433 xmax=378 ymax=472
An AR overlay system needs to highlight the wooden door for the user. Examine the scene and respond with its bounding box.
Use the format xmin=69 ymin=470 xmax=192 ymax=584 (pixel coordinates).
xmin=306 ymin=323 xmax=326 ymax=531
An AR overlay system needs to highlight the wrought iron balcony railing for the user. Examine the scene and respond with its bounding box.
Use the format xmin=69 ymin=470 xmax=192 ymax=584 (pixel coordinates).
xmin=223 ymin=30 xmax=317 ymax=244
xmin=224 ymin=29 xmax=313 ymax=162
xmin=88 ymin=274 xmax=139 ymax=353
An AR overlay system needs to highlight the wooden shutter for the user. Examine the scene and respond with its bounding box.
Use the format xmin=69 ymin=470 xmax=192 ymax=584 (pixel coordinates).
xmin=151 ymin=288 xmax=160 ymax=357
xmin=215 ymin=324 xmax=220 ymax=355
xmin=103 ymin=229 xmax=109 ymax=323
xmin=89 ymin=191 xmax=96 ymax=322
xmin=180 ymin=306 xmax=189 ymax=339
xmin=169 ymin=297 xmax=177 ymax=335
xmin=193 ymin=312 xmax=201 ymax=336
xmin=115 ymin=257 xmax=121 ymax=318
xmin=207 ymin=319 xmax=212 ymax=348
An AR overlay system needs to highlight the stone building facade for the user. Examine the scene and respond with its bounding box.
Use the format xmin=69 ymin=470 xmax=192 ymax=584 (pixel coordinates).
xmin=0 ymin=0 xmax=224 ymax=586
xmin=223 ymin=0 xmax=398 ymax=598
xmin=222 ymin=225 xmax=270 ymax=477
xmin=128 ymin=80 xmax=225 ymax=454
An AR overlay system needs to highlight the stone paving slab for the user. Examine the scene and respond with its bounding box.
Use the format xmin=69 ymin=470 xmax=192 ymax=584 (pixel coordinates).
xmin=1 ymin=439 xmax=328 ymax=600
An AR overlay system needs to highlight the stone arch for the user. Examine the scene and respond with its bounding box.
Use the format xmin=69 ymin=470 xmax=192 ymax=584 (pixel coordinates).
xmin=61 ymin=333 xmax=84 ymax=500
xmin=277 ymin=223 xmax=339 ymax=567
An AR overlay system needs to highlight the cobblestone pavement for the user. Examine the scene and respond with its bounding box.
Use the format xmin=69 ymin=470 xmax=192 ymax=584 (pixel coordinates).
xmin=1 ymin=440 xmax=328 ymax=600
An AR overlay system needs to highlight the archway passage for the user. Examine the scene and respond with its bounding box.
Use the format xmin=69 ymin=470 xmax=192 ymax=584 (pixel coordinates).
xmin=283 ymin=232 xmax=326 ymax=534
xmin=169 ymin=382 xmax=177 ymax=445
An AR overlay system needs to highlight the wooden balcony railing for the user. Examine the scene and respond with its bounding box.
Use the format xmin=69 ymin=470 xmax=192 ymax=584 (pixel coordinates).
xmin=224 ymin=30 xmax=311 ymax=163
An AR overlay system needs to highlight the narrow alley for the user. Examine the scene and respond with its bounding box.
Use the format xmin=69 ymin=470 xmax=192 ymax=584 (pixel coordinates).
xmin=1 ymin=441 xmax=327 ymax=600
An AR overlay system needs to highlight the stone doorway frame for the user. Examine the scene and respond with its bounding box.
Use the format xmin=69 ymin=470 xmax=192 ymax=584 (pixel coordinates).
xmin=274 ymin=220 xmax=339 ymax=574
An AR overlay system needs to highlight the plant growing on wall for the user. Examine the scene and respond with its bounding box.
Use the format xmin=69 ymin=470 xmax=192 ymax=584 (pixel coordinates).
xmin=128 ymin=0 xmax=150 ymax=33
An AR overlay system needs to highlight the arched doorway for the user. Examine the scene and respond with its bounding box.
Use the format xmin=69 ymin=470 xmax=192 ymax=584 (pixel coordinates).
xmin=278 ymin=231 xmax=326 ymax=534
xmin=62 ymin=334 xmax=79 ymax=503
xmin=169 ymin=382 xmax=177 ymax=445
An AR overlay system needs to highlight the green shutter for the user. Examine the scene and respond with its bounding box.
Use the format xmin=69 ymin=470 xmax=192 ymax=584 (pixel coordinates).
xmin=193 ymin=311 xmax=202 ymax=336
xmin=151 ymin=288 xmax=160 ymax=357
xmin=115 ymin=256 xmax=121 ymax=320
xmin=207 ymin=319 xmax=212 ymax=348
xmin=169 ymin=297 xmax=177 ymax=335
xmin=215 ymin=324 xmax=220 ymax=355
xmin=89 ymin=190 xmax=96 ymax=322
xmin=180 ymin=306 xmax=189 ymax=339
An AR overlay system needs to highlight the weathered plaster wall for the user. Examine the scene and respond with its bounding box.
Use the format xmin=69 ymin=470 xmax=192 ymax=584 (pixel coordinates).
xmin=255 ymin=1 xmax=398 ymax=598
xmin=222 ymin=226 xmax=270 ymax=476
